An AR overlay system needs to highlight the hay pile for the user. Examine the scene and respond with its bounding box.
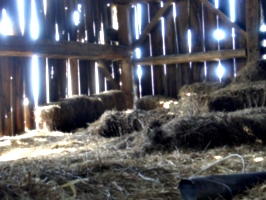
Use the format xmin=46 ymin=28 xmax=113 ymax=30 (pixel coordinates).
xmin=35 ymin=96 xmax=105 ymax=132
xmin=92 ymin=90 xmax=127 ymax=111
xmin=135 ymin=95 xmax=178 ymax=110
xmin=0 ymin=126 xmax=266 ymax=199
xmin=94 ymin=108 xmax=175 ymax=137
xmin=178 ymin=82 xmax=227 ymax=98
xmin=233 ymin=60 xmax=266 ymax=83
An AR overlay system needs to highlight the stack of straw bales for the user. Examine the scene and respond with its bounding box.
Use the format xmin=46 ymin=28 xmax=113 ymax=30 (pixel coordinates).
xmin=35 ymin=90 xmax=127 ymax=132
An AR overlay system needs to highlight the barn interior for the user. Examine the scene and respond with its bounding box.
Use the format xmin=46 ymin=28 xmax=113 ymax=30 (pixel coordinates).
xmin=0 ymin=0 xmax=266 ymax=199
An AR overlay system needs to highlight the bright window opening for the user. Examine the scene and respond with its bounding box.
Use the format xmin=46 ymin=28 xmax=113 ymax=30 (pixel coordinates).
xmin=0 ymin=9 xmax=13 ymax=36
xmin=17 ymin=0 xmax=25 ymax=35
xmin=73 ymin=11 xmax=80 ymax=26
xmin=216 ymin=62 xmax=225 ymax=82
xmin=214 ymin=29 xmax=225 ymax=41
xmin=31 ymin=0 xmax=39 ymax=40
xmin=260 ymin=24 xmax=266 ymax=32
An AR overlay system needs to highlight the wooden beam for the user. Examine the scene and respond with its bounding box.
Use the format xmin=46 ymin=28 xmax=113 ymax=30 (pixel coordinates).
xmin=199 ymin=0 xmax=246 ymax=39
xmin=131 ymin=1 xmax=172 ymax=50
xmin=0 ymin=36 xmax=130 ymax=60
xmin=246 ymin=0 xmax=260 ymax=62
xmin=134 ymin=49 xmax=246 ymax=65
xmin=97 ymin=60 xmax=120 ymax=89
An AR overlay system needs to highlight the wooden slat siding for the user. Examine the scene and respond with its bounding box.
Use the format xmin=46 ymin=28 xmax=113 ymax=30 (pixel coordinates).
xmin=48 ymin=59 xmax=56 ymax=102
xmin=203 ymin=0 xmax=219 ymax=82
xmin=23 ymin=58 xmax=35 ymax=131
xmin=0 ymin=57 xmax=11 ymax=136
xmin=234 ymin=0 xmax=247 ymax=73
xmin=44 ymin=0 xmax=56 ymax=40
xmin=38 ymin=58 xmax=47 ymax=105
xmin=139 ymin=3 xmax=153 ymax=97
xmin=164 ymin=3 xmax=177 ymax=98
xmin=150 ymin=2 xmax=165 ymax=96
xmin=23 ymin=0 xmax=32 ymax=39
xmin=175 ymin=1 xmax=191 ymax=89
xmin=0 ymin=36 xmax=130 ymax=60
xmin=97 ymin=60 xmax=120 ymax=90
xmin=55 ymin=0 xmax=68 ymax=41
xmin=89 ymin=61 xmax=97 ymax=95
xmin=64 ymin=0 xmax=77 ymax=41
xmin=101 ymin=0 xmax=109 ymax=44
xmin=94 ymin=1 xmax=101 ymax=44
xmin=76 ymin=0 xmax=86 ymax=42
xmin=117 ymin=4 xmax=135 ymax=108
xmin=69 ymin=59 xmax=79 ymax=95
xmin=13 ymin=58 xmax=24 ymax=134
xmin=83 ymin=0 xmax=95 ymax=43
xmin=246 ymin=0 xmax=260 ymax=62
xmin=189 ymin=0 xmax=205 ymax=83
xmin=35 ymin=0 xmax=45 ymax=40
xmin=199 ymin=0 xmax=246 ymax=39
xmin=131 ymin=1 xmax=172 ymax=51
xmin=79 ymin=60 xmax=89 ymax=95
xmin=56 ymin=59 xmax=67 ymax=99
xmin=218 ymin=1 xmax=234 ymax=82
xmin=112 ymin=61 xmax=121 ymax=88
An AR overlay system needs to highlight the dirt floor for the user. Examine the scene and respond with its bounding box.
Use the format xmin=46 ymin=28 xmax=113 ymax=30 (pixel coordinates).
xmin=0 ymin=122 xmax=266 ymax=200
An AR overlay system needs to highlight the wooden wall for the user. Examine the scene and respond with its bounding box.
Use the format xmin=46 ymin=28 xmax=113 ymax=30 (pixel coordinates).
xmin=0 ymin=0 xmax=263 ymax=136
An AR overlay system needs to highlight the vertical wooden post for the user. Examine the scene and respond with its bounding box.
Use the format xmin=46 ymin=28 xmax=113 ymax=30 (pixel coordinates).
xmin=117 ymin=4 xmax=134 ymax=109
xmin=246 ymin=0 xmax=260 ymax=62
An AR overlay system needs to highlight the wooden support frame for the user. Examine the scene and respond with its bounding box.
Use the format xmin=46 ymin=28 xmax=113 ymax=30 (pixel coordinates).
xmin=0 ymin=36 xmax=130 ymax=60
xmin=97 ymin=60 xmax=120 ymax=89
xmin=199 ymin=0 xmax=247 ymax=39
xmin=246 ymin=0 xmax=260 ymax=62
xmin=130 ymin=1 xmax=172 ymax=50
xmin=134 ymin=49 xmax=246 ymax=65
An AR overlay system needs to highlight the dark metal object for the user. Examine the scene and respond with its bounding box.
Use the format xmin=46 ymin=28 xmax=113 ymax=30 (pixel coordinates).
xmin=178 ymin=172 xmax=266 ymax=200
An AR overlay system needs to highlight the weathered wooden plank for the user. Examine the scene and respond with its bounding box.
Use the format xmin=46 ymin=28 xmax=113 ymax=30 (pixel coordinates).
xmin=0 ymin=36 xmax=130 ymax=60
xmin=79 ymin=60 xmax=90 ymax=95
xmin=164 ymin=3 xmax=177 ymax=97
xmin=150 ymin=2 xmax=165 ymax=96
xmin=131 ymin=1 xmax=172 ymax=50
xmin=175 ymin=0 xmax=191 ymax=87
xmin=69 ymin=59 xmax=79 ymax=95
xmin=12 ymin=58 xmax=24 ymax=134
xmin=246 ymin=0 xmax=260 ymax=62
xmin=134 ymin=49 xmax=246 ymax=65
xmin=139 ymin=3 xmax=153 ymax=97
xmin=89 ymin=61 xmax=97 ymax=95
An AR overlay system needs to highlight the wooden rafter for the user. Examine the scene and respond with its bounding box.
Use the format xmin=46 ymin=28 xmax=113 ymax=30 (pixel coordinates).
xmin=199 ymin=0 xmax=247 ymax=39
xmin=0 ymin=36 xmax=130 ymax=60
xmin=130 ymin=1 xmax=173 ymax=50
xmin=134 ymin=49 xmax=246 ymax=65
xmin=97 ymin=60 xmax=120 ymax=90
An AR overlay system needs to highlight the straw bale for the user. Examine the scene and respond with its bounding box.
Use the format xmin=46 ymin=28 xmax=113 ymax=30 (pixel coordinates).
xmin=146 ymin=107 xmax=266 ymax=151
xmin=178 ymin=82 xmax=227 ymax=98
xmin=136 ymin=95 xmax=178 ymax=110
xmin=35 ymin=96 xmax=105 ymax=132
xmin=233 ymin=60 xmax=266 ymax=83
xmin=207 ymin=81 xmax=266 ymax=112
xmin=95 ymin=108 xmax=175 ymax=137
xmin=92 ymin=90 xmax=127 ymax=111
